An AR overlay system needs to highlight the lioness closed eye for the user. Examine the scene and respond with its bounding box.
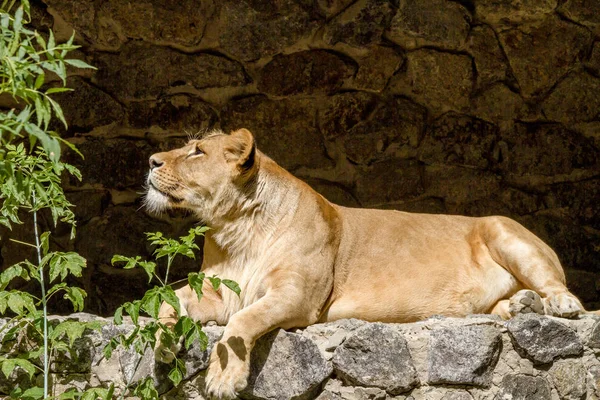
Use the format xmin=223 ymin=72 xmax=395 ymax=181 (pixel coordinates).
xmin=146 ymin=128 xmax=588 ymax=399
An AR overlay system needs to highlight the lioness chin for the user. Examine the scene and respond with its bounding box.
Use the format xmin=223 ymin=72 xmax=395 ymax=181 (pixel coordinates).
xmin=147 ymin=128 xmax=587 ymax=399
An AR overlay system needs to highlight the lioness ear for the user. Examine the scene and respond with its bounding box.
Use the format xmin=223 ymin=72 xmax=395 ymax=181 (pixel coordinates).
xmin=226 ymin=128 xmax=256 ymax=173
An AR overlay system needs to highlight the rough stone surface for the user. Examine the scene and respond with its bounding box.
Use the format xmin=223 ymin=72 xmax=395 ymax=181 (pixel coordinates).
xmin=127 ymin=95 xmax=218 ymax=132
xmin=93 ymin=43 xmax=249 ymax=100
xmin=548 ymin=360 xmax=587 ymax=400
xmin=332 ymin=323 xmax=419 ymax=394
xmin=4 ymin=315 xmax=600 ymax=399
xmin=390 ymin=49 xmax=473 ymax=112
xmin=419 ymin=112 xmax=499 ymax=169
xmin=542 ymin=71 xmax=600 ymax=124
xmin=324 ymin=0 xmax=394 ymax=48
xmin=343 ymin=97 xmax=427 ymax=164
xmin=559 ymin=0 xmax=600 ymax=34
xmin=475 ymin=0 xmax=558 ymax=25
xmin=386 ymin=0 xmax=471 ymax=50
xmin=257 ymin=50 xmax=356 ymax=96
xmin=52 ymin=76 xmax=123 ymax=134
xmin=242 ymin=329 xmax=332 ymax=400
xmin=467 ymin=25 xmax=512 ymax=90
xmin=428 ymin=325 xmax=502 ymax=387
xmin=355 ymin=159 xmax=423 ymax=206
xmin=221 ymin=95 xmax=331 ymax=170
xmin=495 ymin=374 xmax=552 ymax=400
xmin=506 ymin=314 xmax=583 ymax=364
xmin=349 ymin=46 xmax=404 ymax=92
xmin=471 ymin=84 xmax=525 ymax=122
xmin=216 ymin=0 xmax=318 ymax=62
xmin=497 ymin=17 xmax=592 ymax=97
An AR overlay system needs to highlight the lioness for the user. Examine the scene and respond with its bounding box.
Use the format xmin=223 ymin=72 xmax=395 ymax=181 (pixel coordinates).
xmin=146 ymin=128 xmax=585 ymax=398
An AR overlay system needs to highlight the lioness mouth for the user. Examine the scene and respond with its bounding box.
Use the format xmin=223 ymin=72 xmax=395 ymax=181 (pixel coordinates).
xmin=149 ymin=182 xmax=183 ymax=203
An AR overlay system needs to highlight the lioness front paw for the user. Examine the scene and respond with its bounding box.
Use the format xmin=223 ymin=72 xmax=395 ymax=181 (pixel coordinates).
xmin=205 ymin=341 xmax=249 ymax=400
xmin=509 ymin=289 xmax=544 ymax=316
xmin=544 ymin=292 xmax=583 ymax=318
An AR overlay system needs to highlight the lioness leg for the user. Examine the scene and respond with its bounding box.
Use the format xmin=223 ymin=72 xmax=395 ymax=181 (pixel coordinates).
xmin=155 ymin=284 xmax=225 ymax=363
xmin=205 ymin=284 xmax=316 ymax=399
xmin=481 ymin=216 xmax=583 ymax=317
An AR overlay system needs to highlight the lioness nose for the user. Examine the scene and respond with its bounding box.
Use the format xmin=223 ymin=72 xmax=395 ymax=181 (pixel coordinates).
xmin=149 ymin=155 xmax=164 ymax=170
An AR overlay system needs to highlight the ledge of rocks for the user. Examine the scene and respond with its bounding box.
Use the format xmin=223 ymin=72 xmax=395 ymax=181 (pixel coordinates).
xmin=3 ymin=312 xmax=600 ymax=399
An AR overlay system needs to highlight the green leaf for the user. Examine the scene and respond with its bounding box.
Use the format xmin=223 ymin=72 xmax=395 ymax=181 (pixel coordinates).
xmin=222 ymin=279 xmax=241 ymax=297
xmin=7 ymin=291 xmax=36 ymax=315
xmin=49 ymin=321 xmax=86 ymax=346
xmin=40 ymin=231 xmax=50 ymax=255
xmin=168 ymin=359 xmax=185 ymax=386
xmin=208 ymin=276 xmax=221 ymax=291
xmin=159 ymin=286 xmax=180 ymax=317
xmin=19 ymin=386 xmax=44 ymax=400
xmin=111 ymin=255 xmax=139 ymax=270
xmin=0 ymin=358 xmax=36 ymax=379
xmin=34 ymin=73 xmax=44 ymax=89
xmin=103 ymin=337 xmax=120 ymax=360
xmin=113 ymin=305 xmax=123 ymax=325
xmin=0 ymin=264 xmax=30 ymax=290
xmin=64 ymin=59 xmax=96 ymax=69
xmin=45 ymin=87 xmax=71 ymax=94
xmin=188 ymin=272 xmax=205 ymax=301
xmin=48 ymin=252 xmax=86 ymax=283
xmin=138 ymin=261 xmax=156 ymax=283
xmin=133 ymin=377 xmax=158 ymax=400
xmin=140 ymin=287 xmax=161 ymax=319
xmin=63 ymin=286 xmax=86 ymax=312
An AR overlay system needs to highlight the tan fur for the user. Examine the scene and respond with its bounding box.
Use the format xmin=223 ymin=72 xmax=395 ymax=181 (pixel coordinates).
xmin=147 ymin=129 xmax=585 ymax=399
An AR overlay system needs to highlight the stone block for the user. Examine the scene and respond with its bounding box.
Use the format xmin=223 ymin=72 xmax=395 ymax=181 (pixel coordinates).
xmin=332 ymin=323 xmax=419 ymax=395
xmin=428 ymin=325 xmax=502 ymax=387
xmin=506 ymin=314 xmax=583 ymax=364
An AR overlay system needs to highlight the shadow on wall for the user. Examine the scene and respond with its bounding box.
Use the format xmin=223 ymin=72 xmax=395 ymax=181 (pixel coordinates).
xmin=3 ymin=0 xmax=600 ymax=315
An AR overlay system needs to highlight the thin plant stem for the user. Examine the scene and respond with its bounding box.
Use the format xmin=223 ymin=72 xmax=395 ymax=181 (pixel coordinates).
xmin=8 ymin=237 xmax=37 ymax=248
xmin=164 ymin=256 xmax=173 ymax=286
xmin=32 ymin=193 xmax=48 ymax=399
xmin=118 ymin=342 xmax=149 ymax=400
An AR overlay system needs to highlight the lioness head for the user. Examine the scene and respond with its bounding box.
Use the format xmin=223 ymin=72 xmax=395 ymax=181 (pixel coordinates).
xmin=145 ymin=129 xmax=258 ymax=221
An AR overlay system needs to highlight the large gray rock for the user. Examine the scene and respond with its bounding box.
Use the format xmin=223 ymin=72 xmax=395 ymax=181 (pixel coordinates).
xmin=588 ymin=319 xmax=600 ymax=348
xmin=549 ymin=360 xmax=587 ymax=400
xmin=428 ymin=325 xmax=502 ymax=387
xmin=495 ymin=374 xmax=552 ymax=400
xmin=241 ymin=329 xmax=332 ymax=400
xmin=332 ymin=323 xmax=418 ymax=395
xmin=324 ymin=0 xmax=394 ymax=48
xmin=506 ymin=314 xmax=583 ymax=364
xmin=386 ymin=0 xmax=471 ymax=50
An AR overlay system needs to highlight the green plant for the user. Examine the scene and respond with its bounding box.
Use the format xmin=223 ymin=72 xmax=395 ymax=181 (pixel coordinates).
xmin=107 ymin=227 xmax=240 ymax=400
xmin=0 ymin=1 xmax=106 ymax=399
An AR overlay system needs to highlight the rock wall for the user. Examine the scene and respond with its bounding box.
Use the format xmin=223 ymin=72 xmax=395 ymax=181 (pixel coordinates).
xmin=2 ymin=0 xmax=600 ymax=314
xmin=4 ymin=313 xmax=600 ymax=399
